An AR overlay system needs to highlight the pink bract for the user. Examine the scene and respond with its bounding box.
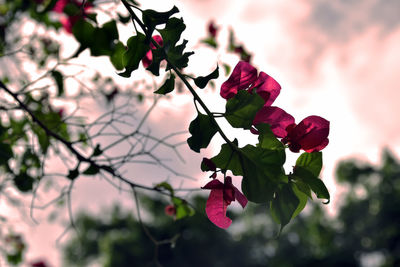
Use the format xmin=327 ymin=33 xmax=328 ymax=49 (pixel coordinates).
xmin=253 ymin=72 xmax=281 ymax=106
xmin=220 ymin=61 xmax=281 ymax=107
xmin=220 ymin=61 xmax=257 ymax=99
xmin=142 ymin=35 xmax=163 ymax=68
xmin=252 ymin=106 xmax=295 ymax=138
xmin=282 ymin=115 xmax=330 ymax=153
xmin=202 ymin=177 xmax=247 ymax=229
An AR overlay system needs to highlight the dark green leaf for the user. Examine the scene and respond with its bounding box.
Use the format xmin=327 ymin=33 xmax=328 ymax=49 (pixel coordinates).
xmin=14 ymin=172 xmax=35 ymax=192
xmin=290 ymin=182 xmax=308 ymax=218
xmin=165 ymin=39 xmax=194 ymax=70
xmin=117 ymin=13 xmax=131 ymax=24
xmin=187 ymin=113 xmax=218 ymax=153
xmin=142 ymin=6 xmax=179 ymax=29
xmin=158 ymin=17 xmax=186 ymax=47
xmin=211 ymin=142 xmax=286 ymax=203
xmin=194 ymin=65 xmax=219 ymax=89
xmin=83 ymin=164 xmax=100 ymax=175
xmin=270 ymin=183 xmax=300 ymax=229
xmin=110 ymin=41 xmax=126 ymax=70
xmin=63 ymin=3 xmax=80 ymax=16
xmin=295 ymin=151 xmax=323 ymax=177
xmin=154 ymin=74 xmax=175 ymax=95
xmin=119 ymin=33 xmax=149 ymax=78
xmin=294 ymin=167 xmax=330 ymax=203
xmin=72 ymin=19 xmax=95 ymax=48
xmin=225 ymin=89 xmax=264 ymax=129
xmin=240 ymin=145 xmax=286 ymax=203
xmin=51 ymin=70 xmax=63 ymax=96
xmin=256 ymin=123 xmax=285 ymax=150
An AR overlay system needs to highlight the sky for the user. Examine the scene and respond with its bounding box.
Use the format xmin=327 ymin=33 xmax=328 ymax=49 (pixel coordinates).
xmin=5 ymin=0 xmax=400 ymax=266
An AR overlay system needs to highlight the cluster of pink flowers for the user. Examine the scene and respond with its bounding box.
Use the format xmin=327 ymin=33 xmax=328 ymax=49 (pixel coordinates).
xmin=201 ymin=61 xmax=330 ymax=228
xmin=222 ymin=61 xmax=330 ymax=153
xmin=52 ymin=0 xmax=93 ymax=33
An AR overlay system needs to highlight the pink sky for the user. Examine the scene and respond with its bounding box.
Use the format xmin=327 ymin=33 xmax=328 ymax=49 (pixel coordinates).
xmin=9 ymin=0 xmax=400 ymax=265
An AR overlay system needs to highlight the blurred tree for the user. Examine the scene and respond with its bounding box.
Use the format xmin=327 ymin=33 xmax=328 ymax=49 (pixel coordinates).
xmin=63 ymin=149 xmax=400 ymax=267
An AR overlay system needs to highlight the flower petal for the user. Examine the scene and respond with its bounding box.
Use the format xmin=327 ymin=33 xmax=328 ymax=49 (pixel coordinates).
xmin=286 ymin=115 xmax=330 ymax=152
xmin=205 ymin=189 xmax=232 ymax=229
xmin=220 ymin=61 xmax=257 ymax=99
xmin=253 ymin=72 xmax=281 ymax=106
xmin=253 ymin=106 xmax=295 ymax=138
xmin=233 ymin=187 xmax=248 ymax=208
xmin=202 ymin=179 xmax=224 ymax=190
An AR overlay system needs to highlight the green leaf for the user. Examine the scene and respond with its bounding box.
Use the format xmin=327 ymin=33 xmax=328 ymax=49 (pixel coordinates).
xmin=295 ymin=151 xmax=323 ymax=177
xmin=187 ymin=113 xmax=218 ymax=153
xmin=154 ymin=74 xmax=175 ymax=95
xmin=270 ymin=183 xmax=300 ymax=229
xmin=119 ymin=33 xmax=149 ymax=78
xmin=200 ymin=37 xmax=217 ymax=48
xmin=256 ymin=123 xmax=285 ymax=150
xmin=165 ymin=39 xmax=194 ymax=70
xmin=194 ymin=65 xmax=219 ymax=89
xmin=240 ymin=145 xmax=286 ymax=203
xmin=0 ymin=143 xmax=13 ymax=165
xmin=51 ymin=70 xmax=64 ymax=96
xmin=294 ymin=167 xmax=330 ymax=203
xmin=142 ymin=6 xmax=179 ymax=29
xmin=63 ymin=3 xmax=80 ymax=16
xmin=211 ymin=142 xmax=286 ymax=203
xmin=290 ymin=182 xmax=308 ymax=219
xmin=83 ymin=164 xmax=100 ymax=175
xmin=14 ymin=172 xmax=35 ymax=192
xmin=72 ymin=19 xmax=95 ymax=48
xmin=67 ymin=169 xmax=79 ymax=180
xmin=172 ymin=197 xmax=195 ymax=220
xmin=154 ymin=182 xmax=174 ymax=195
xmin=158 ymin=17 xmax=186 ymax=47
xmin=110 ymin=41 xmax=126 ymax=70
xmin=224 ymin=89 xmax=264 ymax=129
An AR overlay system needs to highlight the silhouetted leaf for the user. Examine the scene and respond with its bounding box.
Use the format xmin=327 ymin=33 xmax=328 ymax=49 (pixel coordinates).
xmin=225 ymin=89 xmax=264 ymax=129
xmin=187 ymin=113 xmax=218 ymax=153
xmin=194 ymin=65 xmax=219 ymax=89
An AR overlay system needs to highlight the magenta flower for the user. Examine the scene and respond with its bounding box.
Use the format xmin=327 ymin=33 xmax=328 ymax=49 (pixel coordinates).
xmin=164 ymin=205 xmax=176 ymax=217
xmin=207 ymin=21 xmax=218 ymax=38
xmin=202 ymin=176 xmax=247 ymax=229
xmin=220 ymin=61 xmax=257 ymax=99
xmin=282 ymin=115 xmax=330 ymax=153
xmin=252 ymin=106 xmax=295 ymax=138
xmin=142 ymin=35 xmax=163 ymax=68
xmin=53 ymin=0 xmax=93 ymax=33
xmin=220 ymin=61 xmax=281 ymax=107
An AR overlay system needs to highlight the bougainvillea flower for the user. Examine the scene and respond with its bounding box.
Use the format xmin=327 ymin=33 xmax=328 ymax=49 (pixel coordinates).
xmin=142 ymin=35 xmax=163 ymax=68
xmin=207 ymin=21 xmax=218 ymax=38
xmin=282 ymin=115 xmax=330 ymax=153
xmin=202 ymin=177 xmax=247 ymax=229
xmin=220 ymin=61 xmax=257 ymax=99
xmin=253 ymin=72 xmax=281 ymax=106
xmin=220 ymin=61 xmax=281 ymax=107
xmin=164 ymin=204 xmax=176 ymax=217
xmin=252 ymin=106 xmax=295 ymax=138
xmin=53 ymin=0 xmax=93 ymax=33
